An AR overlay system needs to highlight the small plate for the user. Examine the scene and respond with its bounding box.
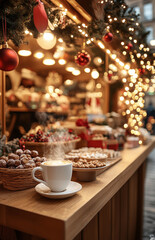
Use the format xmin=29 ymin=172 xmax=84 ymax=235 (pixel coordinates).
xmin=35 ymin=181 xmax=82 ymax=199
xmin=73 ymin=164 xmax=109 ymax=172
xmin=73 ymin=157 xmax=122 ymax=181
xmin=73 ymin=157 xmax=121 ymax=172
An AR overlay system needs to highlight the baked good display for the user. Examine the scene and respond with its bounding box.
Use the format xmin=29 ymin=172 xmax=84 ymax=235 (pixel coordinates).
xmin=71 ymin=159 xmax=106 ymax=168
xmin=0 ymin=149 xmax=47 ymax=190
xmin=20 ymin=128 xmax=79 ymax=143
xmin=65 ymin=147 xmax=121 ymax=169
xmin=0 ymin=149 xmax=46 ymax=169
xmin=19 ymin=128 xmax=80 ymax=157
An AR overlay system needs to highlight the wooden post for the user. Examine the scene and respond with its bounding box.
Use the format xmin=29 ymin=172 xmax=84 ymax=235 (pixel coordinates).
xmin=104 ymin=52 xmax=109 ymax=113
xmin=1 ymin=70 xmax=6 ymax=136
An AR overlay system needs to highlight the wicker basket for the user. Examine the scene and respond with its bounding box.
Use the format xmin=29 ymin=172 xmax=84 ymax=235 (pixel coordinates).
xmin=0 ymin=167 xmax=42 ymax=191
xmin=23 ymin=138 xmax=81 ymax=157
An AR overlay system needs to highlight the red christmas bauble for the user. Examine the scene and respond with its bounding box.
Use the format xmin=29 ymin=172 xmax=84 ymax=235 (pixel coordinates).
xmin=127 ymin=43 xmax=133 ymax=51
xmin=33 ymin=0 xmax=48 ymax=33
xmin=75 ymin=50 xmax=91 ymax=66
xmin=103 ymin=32 xmax=113 ymax=42
xmin=139 ymin=68 xmax=145 ymax=74
xmin=0 ymin=48 xmax=19 ymax=71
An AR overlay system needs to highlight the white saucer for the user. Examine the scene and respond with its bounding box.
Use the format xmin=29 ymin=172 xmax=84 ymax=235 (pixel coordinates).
xmin=35 ymin=181 xmax=82 ymax=199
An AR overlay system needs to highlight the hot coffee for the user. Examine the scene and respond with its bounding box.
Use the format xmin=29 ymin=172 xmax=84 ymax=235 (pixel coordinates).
xmin=32 ymin=159 xmax=72 ymax=192
xmin=43 ymin=160 xmax=71 ymax=166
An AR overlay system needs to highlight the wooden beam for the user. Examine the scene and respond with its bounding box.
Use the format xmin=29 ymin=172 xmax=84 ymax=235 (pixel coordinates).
xmin=1 ymin=70 xmax=6 ymax=136
xmin=49 ymin=0 xmax=87 ymax=24
xmin=66 ymin=0 xmax=92 ymax=22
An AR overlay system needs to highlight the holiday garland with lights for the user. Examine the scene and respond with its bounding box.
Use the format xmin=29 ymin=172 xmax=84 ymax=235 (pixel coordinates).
xmin=0 ymin=0 xmax=154 ymax=137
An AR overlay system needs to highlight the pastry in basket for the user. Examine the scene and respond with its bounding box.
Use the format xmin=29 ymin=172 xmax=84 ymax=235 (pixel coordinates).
xmin=0 ymin=149 xmax=47 ymax=169
xmin=0 ymin=149 xmax=47 ymax=191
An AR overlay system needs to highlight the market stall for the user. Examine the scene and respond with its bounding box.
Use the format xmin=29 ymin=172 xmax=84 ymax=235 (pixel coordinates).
xmin=0 ymin=0 xmax=155 ymax=239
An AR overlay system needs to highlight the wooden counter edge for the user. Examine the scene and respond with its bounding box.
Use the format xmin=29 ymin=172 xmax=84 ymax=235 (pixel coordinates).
xmin=65 ymin=139 xmax=155 ymax=240
xmin=0 ymin=204 xmax=66 ymax=240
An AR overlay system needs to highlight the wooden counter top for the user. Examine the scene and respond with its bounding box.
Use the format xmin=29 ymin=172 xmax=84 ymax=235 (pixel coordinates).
xmin=0 ymin=138 xmax=155 ymax=240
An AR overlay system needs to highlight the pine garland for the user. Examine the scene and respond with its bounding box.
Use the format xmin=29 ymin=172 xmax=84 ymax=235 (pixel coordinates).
xmin=0 ymin=135 xmax=20 ymax=156
xmin=0 ymin=0 xmax=153 ymax=70
xmin=0 ymin=0 xmax=37 ymax=46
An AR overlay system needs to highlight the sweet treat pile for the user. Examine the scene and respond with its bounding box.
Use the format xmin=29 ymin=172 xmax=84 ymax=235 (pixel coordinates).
xmin=20 ymin=129 xmax=79 ymax=143
xmin=65 ymin=147 xmax=121 ymax=168
xmin=72 ymin=159 xmax=106 ymax=168
xmin=0 ymin=149 xmax=47 ymax=169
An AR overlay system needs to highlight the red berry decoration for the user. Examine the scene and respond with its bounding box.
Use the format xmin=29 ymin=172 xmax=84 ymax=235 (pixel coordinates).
xmin=108 ymin=73 xmax=113 ymax=80
xmin=75 ymin=50 xmax=91 ymax=67
xmin=127 ymin=43 xmax=133 ymax=51
xmin=33 ymin=0 xmax=48 ymax=33
xmin=103 ymin=32 xmax=113 ymax=42
xmin=139 ymin=68 xmax=145 ymax=75
xmin=0 ymin=48 xmax=19 ymax=71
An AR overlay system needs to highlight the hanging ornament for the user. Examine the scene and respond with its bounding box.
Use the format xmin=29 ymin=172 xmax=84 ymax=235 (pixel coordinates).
xmin=33 ymin=0 xmax=48 ymax=33
xmin=0 ymin=46 xmax=19 ymax=71
xmin=139 ymin=68 xmax=145 ymax=75
xmin=0 ymin=17 xmax=19 ymax=71
xmin=103 ymin=32 xmax=113 ymax=42
xmin=127 ymin=43 xmax=133 ymax=51
xmin=75 ymin=50 xmax=91 ymax=67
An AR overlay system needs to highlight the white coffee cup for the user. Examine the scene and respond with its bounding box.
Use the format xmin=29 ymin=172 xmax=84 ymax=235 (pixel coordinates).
xmin=32 ymin=160 xmax=72 ymax=192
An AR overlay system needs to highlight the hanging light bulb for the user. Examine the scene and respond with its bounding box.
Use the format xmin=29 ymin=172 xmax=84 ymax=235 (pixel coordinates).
xmin=84 ymin=67 xmax=91 ymax=73
xmin=43 ymin=58 xmax=55 ymax=65
xmin=58 ymin=59 xmax=66 ymax=65
xmin=91 ymin=69 xmax=99 ymax=79
xmin=43 ymin=53 xmax=55 ymax=65
xmin=18 ymin=43 xmax=32 ymax=56
xmin=18 ymin=49 xmax=31 ymax=56
xmin=33 ymin=51 xmax=44 ymax=59
xmin=64 ymin=79 xmax=73 ymax=86
xmin=72 ymin=69 xmax=81 ymax=76
xmin=37 ymin=30 xmax=56 ymax=50
xmin=66 ymin=62 xmax=75 ymax=72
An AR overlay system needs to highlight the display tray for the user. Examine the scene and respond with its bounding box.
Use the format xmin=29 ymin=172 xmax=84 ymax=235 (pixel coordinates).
xmin=73 ymin=157 xmax=122 ymax=182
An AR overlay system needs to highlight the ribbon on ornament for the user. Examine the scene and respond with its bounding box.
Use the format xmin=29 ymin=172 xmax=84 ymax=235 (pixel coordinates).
xmin=33 ymin=0 xmax=48 ymax=33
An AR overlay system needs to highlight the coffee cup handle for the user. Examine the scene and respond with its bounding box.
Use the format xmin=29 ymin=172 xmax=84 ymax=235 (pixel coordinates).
xmin=32 ymin=167 xmax=46 ymax=185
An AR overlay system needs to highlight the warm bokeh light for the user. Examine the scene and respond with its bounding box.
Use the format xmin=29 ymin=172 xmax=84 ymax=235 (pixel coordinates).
xmin=33 ymin=52 xmax=44 ymax=59
xmin=91 ymin=69 xmax=99 ymax=79
xmin=18 ymin=50 xmax=32 ymax=56
xmin=58 ymin=59 xmax=66 ymax=65
xmin=43 ymin=58 xmax=55 ymax=65
xmin=84 ymin=67 xmax=91 ymax=73
xmin=72 ymin=69 xmax=81 ymax=76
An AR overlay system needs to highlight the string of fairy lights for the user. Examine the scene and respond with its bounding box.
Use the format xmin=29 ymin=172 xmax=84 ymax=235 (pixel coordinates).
xmin=55 ymin=1 xmax=155 ymax=137
xmin=96 ymin=0 xmax=154 ymax=137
